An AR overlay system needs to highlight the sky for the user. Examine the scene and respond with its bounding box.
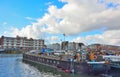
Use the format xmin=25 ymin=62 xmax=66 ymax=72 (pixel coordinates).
xmin=0 ymin=0 xmax=120 ymax=46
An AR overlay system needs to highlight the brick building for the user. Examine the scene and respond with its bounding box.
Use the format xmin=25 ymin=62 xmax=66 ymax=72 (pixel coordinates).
xmin=88 ymin=44 xmax=120 ymax=52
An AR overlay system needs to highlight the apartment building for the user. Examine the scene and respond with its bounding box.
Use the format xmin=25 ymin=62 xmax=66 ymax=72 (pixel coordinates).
xmin=0 ymin=36 xmax=44 ymax=51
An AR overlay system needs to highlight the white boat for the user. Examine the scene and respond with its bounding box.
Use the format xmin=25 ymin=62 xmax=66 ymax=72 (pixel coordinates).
xmin=102 ymin=55 xmax=120 ymax=62
xmin=102 ymin=55 xmax=120 ymax=69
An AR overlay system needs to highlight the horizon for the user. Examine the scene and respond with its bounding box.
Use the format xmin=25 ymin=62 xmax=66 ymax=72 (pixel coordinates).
xmin=0 ymin=0 xmax=120 ymax=46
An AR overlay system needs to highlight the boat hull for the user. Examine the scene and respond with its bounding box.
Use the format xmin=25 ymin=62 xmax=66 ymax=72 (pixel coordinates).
xmin=23 ymin=53 xmax=110 ymax=75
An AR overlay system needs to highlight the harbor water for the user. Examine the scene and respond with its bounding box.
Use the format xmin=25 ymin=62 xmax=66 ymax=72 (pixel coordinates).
xmin=0 ymin=54 xmax=115 ymax=77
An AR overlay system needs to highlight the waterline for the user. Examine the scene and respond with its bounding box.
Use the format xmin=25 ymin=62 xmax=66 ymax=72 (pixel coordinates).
xmin=0 ymin=55 xmax=61 ymax=77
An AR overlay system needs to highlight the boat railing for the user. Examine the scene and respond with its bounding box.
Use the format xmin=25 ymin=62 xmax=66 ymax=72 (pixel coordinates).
xmin=103 ymin=55 xmax=120 ymax=62
xmin=28 ymin=53 xmax=61 ymax=60
xmin=26 ymin=53 xmax=74 ymax=61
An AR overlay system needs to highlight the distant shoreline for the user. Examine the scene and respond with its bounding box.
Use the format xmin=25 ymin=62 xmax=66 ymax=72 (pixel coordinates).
xmin=0 ymin=54 xmax=23 ymax=57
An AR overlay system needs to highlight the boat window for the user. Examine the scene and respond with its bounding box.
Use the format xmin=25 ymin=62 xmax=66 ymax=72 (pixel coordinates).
xmin=50 ymin=60 xmax=52 ymax=63
xmin=54 ymin=61 xmax=56 ymax=64
xmin=47 ymin=60 xmax=49 ymax=62
xmin=57 ymin=61 xmax=59 ymax=64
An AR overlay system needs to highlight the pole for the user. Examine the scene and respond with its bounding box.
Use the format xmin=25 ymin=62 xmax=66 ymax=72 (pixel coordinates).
xmin=60 ymin=39 xmax=62 ymax=52
xmin=63 ymin=33 xmax=65 ymax=41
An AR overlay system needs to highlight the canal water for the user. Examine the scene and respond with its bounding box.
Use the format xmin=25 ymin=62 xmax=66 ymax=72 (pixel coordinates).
xmin=1 ymin=54 xmax=117 ymax=77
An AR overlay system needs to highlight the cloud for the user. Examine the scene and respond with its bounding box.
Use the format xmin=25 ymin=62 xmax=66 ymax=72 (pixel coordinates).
xmin=34 ymin=0 xmax=120 ymax=35
xmin=45 ymin=36 xmax=59 ymax=44
xmin=2 ymin=22 xmax=7 ymax=25
xmin=45 ymin=1 xmax=54 ymax=6
xmin=72 ymin=29 xmax=120 ymax=46
xmin=11 ymin=25 xmax=43 ymax=39
xmin=25 ymin=17 xmax=35 ymax=20
xmin=11 ymin=0 xmax=120 ymax=45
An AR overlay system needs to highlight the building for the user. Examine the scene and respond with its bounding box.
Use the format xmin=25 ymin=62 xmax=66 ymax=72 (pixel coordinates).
xmin=47 ymin=43 xmax=60 ymax=50
xmin=47 ymin=41 xmax=85 ymax=52
xmin=68 ymin=42 xmax=85 ymax=51
xmin=61 ymin=41 xmax=68 ymax=50
xmin=0 ymin=49 xmax=6 ymax=54
xmin=88 ymin=44 xmax=120 ymax=52
xmin=0 ymin=36 xmax=44 ymax=51
xmin=67 ymin=42 xmax=77 ymax=50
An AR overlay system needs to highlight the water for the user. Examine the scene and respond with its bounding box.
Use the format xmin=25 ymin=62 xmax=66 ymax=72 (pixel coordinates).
xmin=0 ymin=54 xmax=106 ymax=77
xmin=0 ymin=54 xmax=60 ymax=77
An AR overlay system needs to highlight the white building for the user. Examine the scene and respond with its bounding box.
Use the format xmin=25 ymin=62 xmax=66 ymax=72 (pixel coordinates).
xmin=0 ymin=36 xmax=44 ymax=51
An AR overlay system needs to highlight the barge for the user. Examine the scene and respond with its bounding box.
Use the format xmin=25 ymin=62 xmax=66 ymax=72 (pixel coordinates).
xmin=23 ymin=50 xmax=111 ymax=75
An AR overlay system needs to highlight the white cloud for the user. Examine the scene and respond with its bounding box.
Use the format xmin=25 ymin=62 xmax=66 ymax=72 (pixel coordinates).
xmin=2 ymin=22 xmax=7 ymax=25
xmin=11 ymin=25 xmax=43 ymax=39
xmin=104 ymin=0 xmax=120 ymax=4
xmin=45 ymin=36 xmax=59 ymax=44
xmin=72 ymin=30 xmax=120 ymax=46
xmin=11 ymin=0 xmax=120 ymax=45
xmin=45 ymin=1 xmax=53 ymax=6
xmin=25 ymin=17 xmax=35 ymax=20
xmin=34 ymin=0 xmax=120 ymax=35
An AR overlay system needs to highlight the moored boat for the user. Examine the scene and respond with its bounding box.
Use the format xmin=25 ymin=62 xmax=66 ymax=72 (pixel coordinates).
xmin=23 ymin=49 xmax=111 ymax=75
xmin=103 ymin=55 xmax=120 ymax=69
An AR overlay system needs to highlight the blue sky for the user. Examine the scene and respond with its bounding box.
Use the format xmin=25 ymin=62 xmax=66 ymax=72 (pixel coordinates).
xmin=0 ymin=0 xmax=64 ymax=28
xmin=0 ymin=0 xmax=120 ymax=46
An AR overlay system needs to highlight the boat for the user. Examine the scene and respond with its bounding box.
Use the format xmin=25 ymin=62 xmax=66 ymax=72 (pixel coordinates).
xmin=23 ymin=48 xmax=111 ymax=75
xmin=97 ymin=53 xmax=120 ymax=77
xmin=103 ymin=55 xmax=120 ymax=69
